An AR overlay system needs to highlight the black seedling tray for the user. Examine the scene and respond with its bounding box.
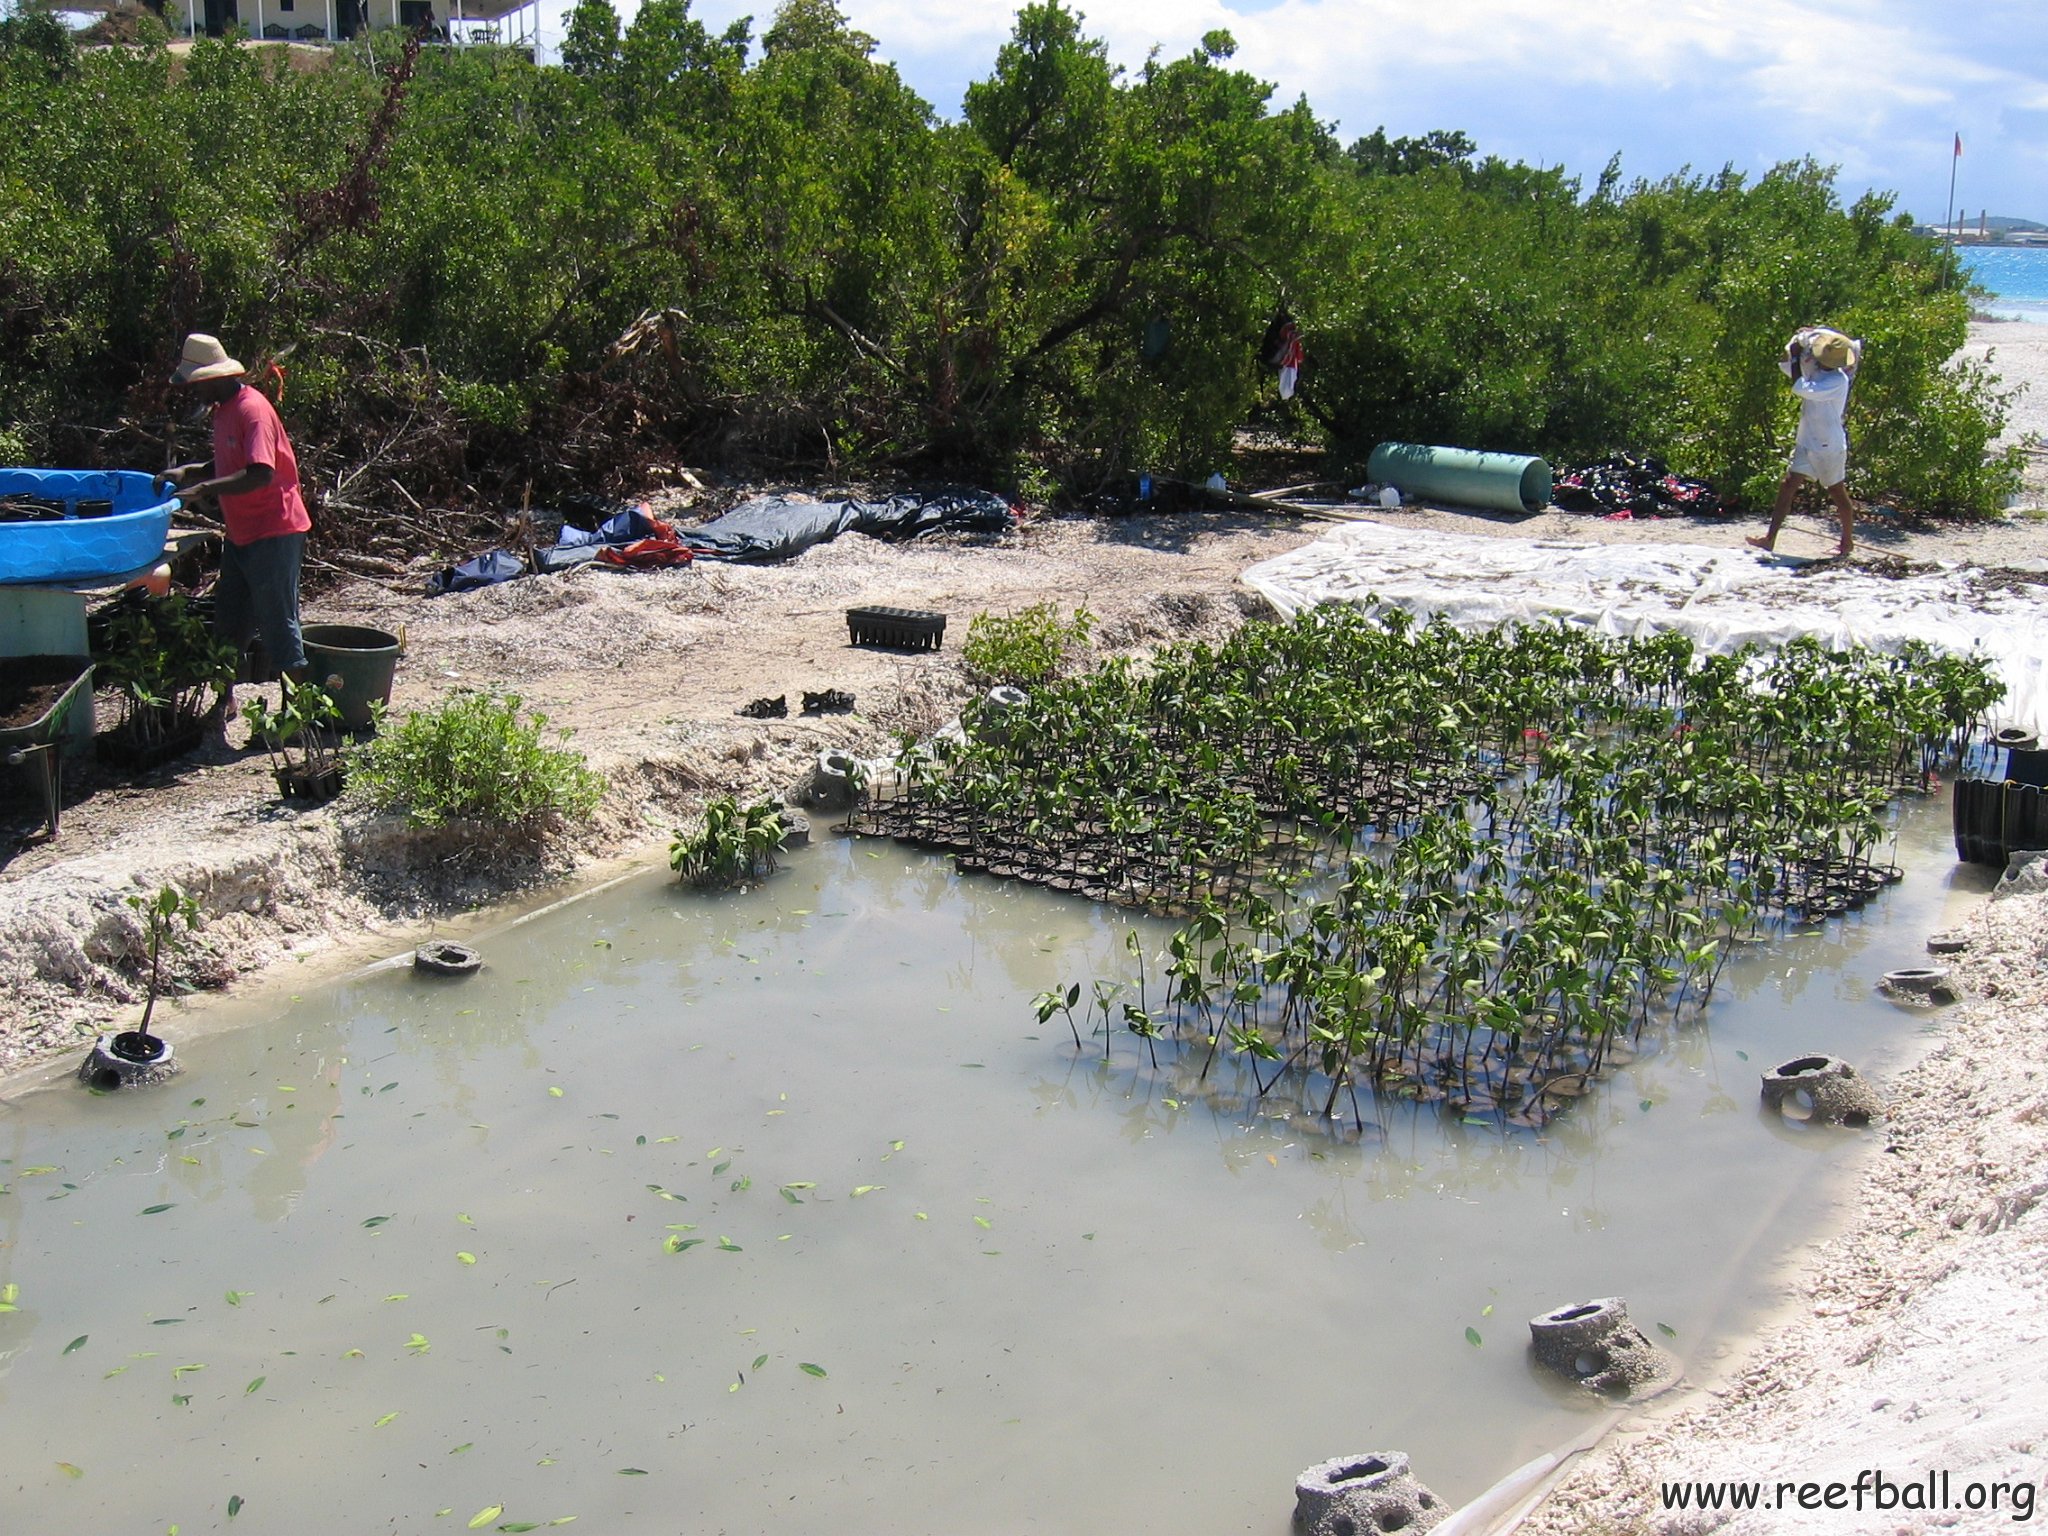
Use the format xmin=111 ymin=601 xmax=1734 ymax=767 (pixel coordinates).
xmin=846 ymin=606 xmax=946 ymax=651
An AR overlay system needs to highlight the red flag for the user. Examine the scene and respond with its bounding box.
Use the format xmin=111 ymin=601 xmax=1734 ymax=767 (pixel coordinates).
xmin=1955 ymin=132 xmax=1964 ymax=157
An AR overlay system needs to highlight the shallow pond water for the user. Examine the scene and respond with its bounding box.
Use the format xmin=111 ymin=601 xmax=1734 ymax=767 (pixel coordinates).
xmin=0 ymin=805 xmax=1984 ymax=1534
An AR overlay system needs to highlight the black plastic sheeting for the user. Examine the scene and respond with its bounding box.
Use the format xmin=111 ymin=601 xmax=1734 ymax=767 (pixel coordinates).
xmin=676 ymin=489 xmax=1014 ymax=561
xmin=1553 ymin=454 xmax=1723 ymax=519
xmin=425 ymin=488 xmax=1015 ymax=595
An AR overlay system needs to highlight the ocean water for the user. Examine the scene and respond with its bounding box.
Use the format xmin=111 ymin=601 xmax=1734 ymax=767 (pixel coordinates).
xmin=1961 ymin=246 xmax=2048 ymax=322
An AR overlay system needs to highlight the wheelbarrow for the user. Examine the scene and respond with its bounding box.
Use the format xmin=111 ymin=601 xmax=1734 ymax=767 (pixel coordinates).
xmin=1 ymin=655 xmax=94 ymax=837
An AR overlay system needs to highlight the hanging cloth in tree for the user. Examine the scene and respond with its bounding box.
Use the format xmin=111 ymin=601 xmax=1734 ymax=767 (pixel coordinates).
xmin=1260 ymin=312 xmax=1305 ymax=400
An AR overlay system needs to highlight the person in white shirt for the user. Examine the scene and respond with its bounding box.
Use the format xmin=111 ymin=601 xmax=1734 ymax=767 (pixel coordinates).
xmin=1746 ymin=326 xmax=1863 ymax=558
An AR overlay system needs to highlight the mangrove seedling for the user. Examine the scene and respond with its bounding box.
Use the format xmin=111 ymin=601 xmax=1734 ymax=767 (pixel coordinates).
xmin=672 ymin=796 xmax=787 ymax=887
xmin=126 ymin=883 xmax=199 ymax=1042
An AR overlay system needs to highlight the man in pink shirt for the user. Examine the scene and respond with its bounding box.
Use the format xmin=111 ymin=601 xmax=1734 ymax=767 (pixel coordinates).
xmin=160 ymin=333 xmax=313 ymax=680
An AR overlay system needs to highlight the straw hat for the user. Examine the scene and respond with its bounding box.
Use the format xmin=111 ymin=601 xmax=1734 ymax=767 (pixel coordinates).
xmin=170 ymin=333 xmax=246 ymax=384
xmin=1808 ymin=330 xmax=1855 ymax=371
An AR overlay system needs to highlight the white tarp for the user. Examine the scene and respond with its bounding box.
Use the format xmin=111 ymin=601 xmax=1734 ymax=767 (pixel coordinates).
xmin=1242 ymin=522 xmax=2048 ymax=736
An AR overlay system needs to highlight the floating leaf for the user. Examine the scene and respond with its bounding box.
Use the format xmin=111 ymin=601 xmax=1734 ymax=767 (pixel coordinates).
xmin=457 ymin=1213 xmax=474 ymax=1225
xmin=0 ymin=1283 xmax=17 ymax=1305
xmin=171 ymin=1393 xmax=190 ymax=1406
xmin=1656 ymin=1321 xmax=1678 ymax=1338
xmin=711 ymin=1160 xmax=731 ymax=1176
xmin=1481 ymin=1304 xmax=1494 ymax=1318
xmin=406 ymin=1334 xmax=432 ymax=1354
xmin=384 ymin=1293 xmax=411 ymax=1303
xmin=973 ymin=1216 xmax=992 ymax=1229
xmin=227 ymin=1494 xmax=243 ymax=1518
xmin=140 ymin=1204 xmax=175 ymax=1215
xmin=245 ymin=1376 xmax=265 ymax=1395
xmin=451 ymin=1443 xmax=474 ymax=1455
xmin=173 ymin=1363 xmax=206 ymax=1378
xmin=663 ymin=1236 xmax=703 ymax=1254
xmin=343 ymin=1349 xmax=365 ymax=1359
xmin=499 ymin=1525 xmax=543 ymax=1533
xmin=798 ymin=1362 xmax=827 ymax=1378
xmin=374 ymin=1411 xmax=399 ymax=1427
xmin=889 ymin=1140 xmax=904 ymax=1151
xmin=103 ymin=1365 xmax=129 ymax=1379
xmin=225 ymin=1290 xmax=249 ymax=1307
xmin=780 ymin=1188 xmax=803 ymax=1205
xmin=1464 ymin=1327 xmax=1483 ymax=1347
xmin=362 ymin=1215 xmax=391 ymax=1228
xmin=1639 ymin=1099 xmax=1654 ymax=1113
xmin=547 ymin=1087 xmax=564 ymax=1098
xmin=457 ymin=1252 xmax=478 ymax=1266
xmin=851 ymin=1185 xmax=882 ymax=1197
xmin=617 ymin=1468 xmax=648 ymax=1476
xmin=716 ymin=1238 xmax=741 ymax=1252
xmin=22 ymin=1166 xmax=56 ymax=1177
xmin=752 ymin=1354 xmax=768 ymax=1370
xmin=63 ymin=1335 xmax=88 ymax=1355
xmin=468 ymin=1509 xmax=503 ymax=1530
xmin=1735 ymin=1050 xmax=1749 ymax=1061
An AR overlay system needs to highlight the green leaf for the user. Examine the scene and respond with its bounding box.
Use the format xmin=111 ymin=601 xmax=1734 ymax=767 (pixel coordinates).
xmin=1656 ymin=1321 xmax=1677 ymax=1338
xmin=140 ymin=1204 xmax=175 ymax=1215
xmin=55 ymin=1461 xmax=84 ymax=1479
xmin=228 ymin=1494 xmax=244 ymax=1518
xmin=1464 ymin=1327 xmax=1482 ymax=1347
xmin=374 ymin=1411 xmax=399 ymax=1427
xmin=362 ymin=1215 xmax=391 ymax=1228
xmin=469 ymin=1509 xmax=503 ymax=1530
xmin=548 ymin=1086 xmax=564 ymax=1098
xmin=973 ymin=1216 xmax=992 ymax=1229
xmin=716 ymin=1237 xmax=742 ymax=1252
xmin=663 ymin=1235 xmax=703 ymax=1254
xmin=798 ymin=1362 xmax=827 ymax=1378
xmin=711 ymin=1160 xmax=731 ymax=1176
xmin=752 ymin=1354 xmax=768 ymax=1370
xmin=457 ymin=1252 xmax=478 ymax=1266
xmin=851 ymin=1185 xmax=882 ymax=1197
xmin=617 ymin=1468 xmax=648 ymax=1476
xmin=451 ymin=1443 xmax=474 ymax=1454
xmin=245 ymin=1376 xmax=265 ymax=1395
xmin=63 ymin=1335 xmax=88 ymax=1355
xmin=224 ymin=1290 xmax=249 ymax=1306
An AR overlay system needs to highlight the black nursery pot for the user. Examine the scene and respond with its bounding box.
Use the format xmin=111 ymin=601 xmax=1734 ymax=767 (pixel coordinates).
xmin=109 ymin=1031 xmax=168 ymax=1064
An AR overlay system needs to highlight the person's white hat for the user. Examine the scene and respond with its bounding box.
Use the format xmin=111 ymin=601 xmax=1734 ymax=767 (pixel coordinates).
xmin=1808 ymin=330 xmax=1855 ymax=371
xmin=170 ymin=333 xmax=246 ymax=385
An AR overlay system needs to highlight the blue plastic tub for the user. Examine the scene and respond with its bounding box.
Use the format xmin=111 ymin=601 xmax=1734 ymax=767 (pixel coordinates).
xmin=0 ymin=469 xmax=177 ymax=585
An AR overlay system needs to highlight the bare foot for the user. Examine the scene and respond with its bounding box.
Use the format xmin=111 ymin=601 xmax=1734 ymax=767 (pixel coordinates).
xmin=1745 ymin=534 xmax=1774 ymax=552
xmin=1836 ymin=545 xmax=1853 ymax=559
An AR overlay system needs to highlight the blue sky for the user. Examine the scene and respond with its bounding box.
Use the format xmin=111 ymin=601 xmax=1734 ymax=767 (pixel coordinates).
xmin=531 ymin=0 xmax=2047 ymax=224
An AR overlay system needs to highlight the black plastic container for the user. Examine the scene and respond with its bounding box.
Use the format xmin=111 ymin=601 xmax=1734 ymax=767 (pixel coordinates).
xmin=846 ymin=606 xmax=947 ymax=651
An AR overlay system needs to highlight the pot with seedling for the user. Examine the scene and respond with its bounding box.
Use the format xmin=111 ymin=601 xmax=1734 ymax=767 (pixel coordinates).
xmin=244 ymin=681 xmax=346 ymax=802
xmin=78 ymin=883 xmax=196 ymax=1090
xmin=671 ymin=795 xmax=788 ymax=887
xmin=92 ymin=593 xmax=236 ymax=771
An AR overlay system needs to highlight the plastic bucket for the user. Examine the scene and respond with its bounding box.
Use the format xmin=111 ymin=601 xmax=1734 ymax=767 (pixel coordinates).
xmin=301 ymin=623 xmax=400 ymax=730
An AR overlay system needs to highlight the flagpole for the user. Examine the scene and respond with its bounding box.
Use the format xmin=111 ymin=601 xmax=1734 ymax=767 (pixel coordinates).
xmin=1943 ymin=131 xmax=1961 ymax=287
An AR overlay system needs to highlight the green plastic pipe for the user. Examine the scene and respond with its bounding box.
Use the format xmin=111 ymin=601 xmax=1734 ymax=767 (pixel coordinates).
xmin=1367 ymin=441 xmax=1553 ymax=514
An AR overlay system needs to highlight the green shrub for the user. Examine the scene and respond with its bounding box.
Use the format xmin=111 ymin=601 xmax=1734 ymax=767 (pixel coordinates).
xmin=347 ymin=690 xmax=603 ymax=829
xmin=670 ymin=795 xmax=785 ymax=886
xmin=963 ymin=602 xmax=1095 ymax=686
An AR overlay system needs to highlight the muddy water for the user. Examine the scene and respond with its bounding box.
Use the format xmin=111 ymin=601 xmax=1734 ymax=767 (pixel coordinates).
xmin=0 ymin=806 xmax=1983 ymax=1534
